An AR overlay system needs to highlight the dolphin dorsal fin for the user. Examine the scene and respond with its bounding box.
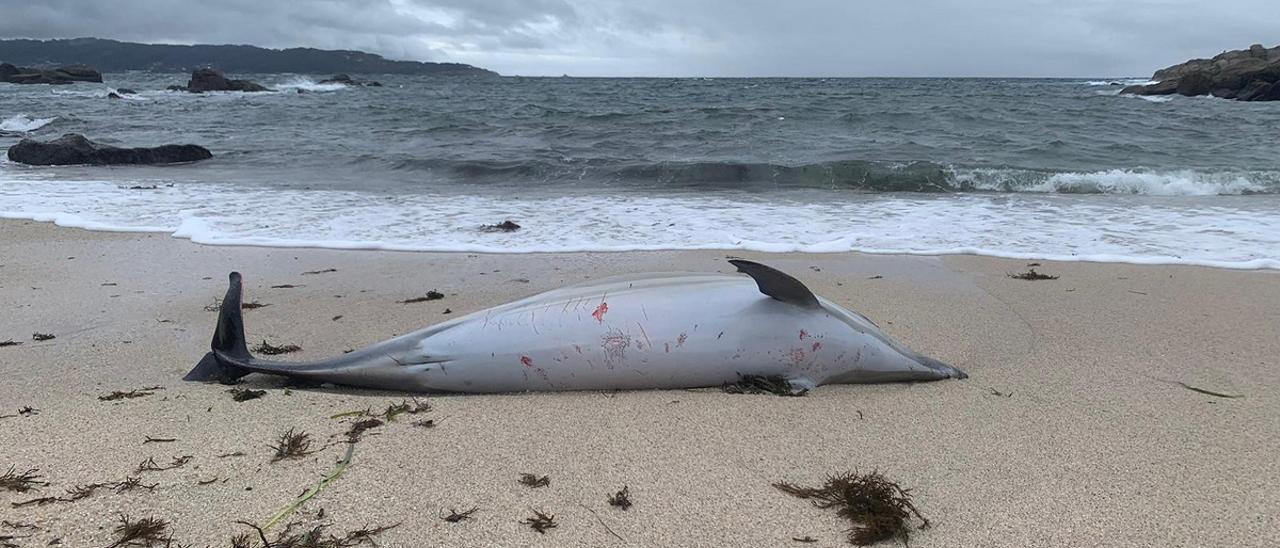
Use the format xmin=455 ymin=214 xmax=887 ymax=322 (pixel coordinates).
xmin=729 ymin=259 xmax=820 ymax=308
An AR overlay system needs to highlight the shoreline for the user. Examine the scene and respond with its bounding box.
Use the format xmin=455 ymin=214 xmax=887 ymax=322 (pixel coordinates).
xmin=5 ymin=215 xmax=1279 ymax=271
xmin=2 ymin=218 xmax=1278 ymax=546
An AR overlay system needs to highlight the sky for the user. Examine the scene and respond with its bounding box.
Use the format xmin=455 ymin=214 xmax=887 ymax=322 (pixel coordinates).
xmin=0 ymin=0 xmax=1276 ymax=77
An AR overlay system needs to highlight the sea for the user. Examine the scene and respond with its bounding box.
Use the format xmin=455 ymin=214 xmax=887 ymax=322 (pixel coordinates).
xmin=2 ymin=74 xmax=1278 ymax=269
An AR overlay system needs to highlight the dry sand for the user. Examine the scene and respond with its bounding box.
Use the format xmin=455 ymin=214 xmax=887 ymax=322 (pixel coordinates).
xmin=0 ymin=218 xmax=1277 ymax=547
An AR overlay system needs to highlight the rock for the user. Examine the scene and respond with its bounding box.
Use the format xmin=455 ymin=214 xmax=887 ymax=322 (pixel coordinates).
xmin=318 ymin=73 xmax=383 ymax=87
xmin=7 ymin=133 xmax=213 ymax=166
xmin=1175 ymin=71 xmax=1213 ymax=96
xmin=0 ymin=63 xmax=102 ymax=85
xmin=183 ymin=68 xmax=270 ymax=92
xmin=116 ymin=88 xmax=137 ymax=95
xmin=1125 ymin=44 xmax=1280 ymax=101
xmin=107 ymin=92 xmax=122 ymax=100
xmin=166 ymin=85 xmax=187 ymax=92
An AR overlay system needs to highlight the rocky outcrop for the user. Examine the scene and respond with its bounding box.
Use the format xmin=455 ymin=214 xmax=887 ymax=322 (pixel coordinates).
xmin=0 ymin=63 xmax=102 ymax=85
xmin=1121 ymin=44 xmax=1280 ymax=101
xmin=7 ymin=133 xmax=212 ymax=165
xmin=318 ymin=74 xmax=383 ymax=87
xmin=179 ymin=68 xmax=271 ymax=92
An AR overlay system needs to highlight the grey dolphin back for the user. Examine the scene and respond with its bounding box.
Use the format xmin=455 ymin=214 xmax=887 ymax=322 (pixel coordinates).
xmin=728 ymin=259 xmax=820 ymax=308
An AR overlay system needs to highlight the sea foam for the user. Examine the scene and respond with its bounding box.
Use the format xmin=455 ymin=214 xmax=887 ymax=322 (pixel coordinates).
xmin=2 ymin=175 xmax=1278 ymax=270
xmin=0 ymin=114 xmax=57 ymax=133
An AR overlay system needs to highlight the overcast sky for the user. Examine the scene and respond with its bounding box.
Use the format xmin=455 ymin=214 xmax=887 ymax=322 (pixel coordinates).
xmin=1 ymin=0 xmax=1275 ymax=77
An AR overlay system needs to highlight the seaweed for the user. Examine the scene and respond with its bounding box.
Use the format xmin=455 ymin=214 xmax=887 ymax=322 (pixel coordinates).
xmin=113 ymin=476 xmax=158 ymax=492
xmin=722 ymin=375 xmax=807 ymax=397
xmin=773 ymin=471 xmax=929 ymax=546
xmin=271 ymin=284 xmax=303 ymax=289
xmin=301 ymin=268 xmax=338 ymax=275
xmin=443 ymin=507 xmax=478 ymax=523
xmin=136 ymin=455 xmax=192 ymax=473
xmin=607 ymin=485 xmax=632 ymax=510
xmin=99 ymin=386 xmax=163 ymax=401
xmin=9 ymin=496 xmax=59 ymax=508
xmin=18 ymin=407 xmax=35 ymax=416
xmin=218 ymin=451 xmax=247 ymax=458
xmin=13 ymin=476 xmax=155 ymax=506
xmin=518 ymin=473 xmax=550 ymax=488
xmin=793 ymin=536 xmax=819 ymax=543
xmin=0 ymin=340 xmax=22 ymax=347
xmin=203 ymin=298 xmax=224 ymax=312
xmin=143 ymin=436 xmax=177 ymax=444
xmin=381 ymin=399 xmax=430 ymax=422
xmin=240 ymin=301 xmax=271 ymax=310
xmin=521 ymin=509 xmax=557 ymax=534
xmin=397 ymin=290 xmax=444 ymax=304
xmin=1175 ymin=382 xmax=1243 ymax=399
xmin=254 ymin=340 xmax=302 ymax=355
xmin=231 ymin=388 xmax=268 ymax=402
xmin=262 ymin=443 xmax=356 ymax=530
xmin=234 ymin=519 xmax=396 ymax=548
xmin=331 ymin=315 xmax=343 ymax=321
xmin=480 ymin=220 xmax=521 ymax=232
xmin=270 ymin=429 xmax=317 ymax=463
xmin=411 ymin=419 xmax=436 ymax=428
xmin=106 ymin=515 xmax=170 ymax=548
xmin=31 ymin=333 xmax=55 ymax=341
xmin=344 ymin=419 xmax=384 ymax=443
xmin=0 ymin=467 xmax=45 ymax=493
xmin=1008 ymin=269 xmax=1058 ymax=281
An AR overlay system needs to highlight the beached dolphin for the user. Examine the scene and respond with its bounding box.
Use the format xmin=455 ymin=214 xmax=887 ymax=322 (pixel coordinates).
xmin=184 ymin=260 xmax=966 ymax=393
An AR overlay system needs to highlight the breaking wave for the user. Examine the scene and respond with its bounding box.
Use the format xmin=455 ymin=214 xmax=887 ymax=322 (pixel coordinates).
xmin=0 ymin=114 xmax=57 ymax=133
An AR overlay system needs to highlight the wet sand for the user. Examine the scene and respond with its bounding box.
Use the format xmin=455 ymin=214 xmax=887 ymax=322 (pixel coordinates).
xmin=1 ymin=218 xmax=1277 ymax=547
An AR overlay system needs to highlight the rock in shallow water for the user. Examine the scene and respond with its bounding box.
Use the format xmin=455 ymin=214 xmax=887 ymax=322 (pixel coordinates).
xmin=182 ymin=68 xmax=270 ymax=92
xmin=7 ymin=133 xmax=213 ymax=166
xmin=0 ymin=63 xmax=102 ymax=85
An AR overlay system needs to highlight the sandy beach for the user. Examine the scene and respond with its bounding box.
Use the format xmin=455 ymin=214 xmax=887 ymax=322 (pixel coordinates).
xmin=1 ymin=218 xmax=1277 ymax=547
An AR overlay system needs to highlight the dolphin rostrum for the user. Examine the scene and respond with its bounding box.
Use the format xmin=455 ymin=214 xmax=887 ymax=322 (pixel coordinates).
xmin=184 ymin=260 xmax=966 ymax=393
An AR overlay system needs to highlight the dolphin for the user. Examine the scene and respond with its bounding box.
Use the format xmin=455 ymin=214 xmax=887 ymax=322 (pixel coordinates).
xmin=184 ymin=260 xmax=966 ymax=393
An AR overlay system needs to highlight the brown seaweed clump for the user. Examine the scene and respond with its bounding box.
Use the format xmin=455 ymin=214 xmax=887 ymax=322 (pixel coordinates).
xmin=106 ymin=515 xmax=170 ymax=548
xmin=521 ymin=509 xmax=557 ymax=534
xmin=233 ymin=521 xmax=398 ymax=547
xmin=398 ymin=291 xmax=444 ymax=304
xmin=99 ymin=386 xmax=163 ymax=401
xmin=253 ymin=340 xmax=302 ymax=355
xmin=722 ymin=374 xmax=807 ymax=396
xmin=230 ymin=388 xmax=267 ymax=402
xmin=345 ymin=419 xmax=384 ymax=443
xmin=1008 ymin=269 xmax=1058 ymax=281
xmin=270 ymin=429 xmax=317 ymax=463
xmin=607 ymin=485 xmax=633 ymax=510
xmin=0 ymin=467 xmax=45 ymax=493
xmin=443 ymin=507 xmax=479 ymax=523
xmin=773 ymin=471 xmax=929 ymax=546
xmin=518 ymin=473 xmax=550 ymax=488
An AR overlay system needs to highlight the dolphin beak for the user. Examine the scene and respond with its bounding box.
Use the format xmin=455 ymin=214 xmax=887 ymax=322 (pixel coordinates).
xmin=917 ymin=355 xmax=968 ymax=379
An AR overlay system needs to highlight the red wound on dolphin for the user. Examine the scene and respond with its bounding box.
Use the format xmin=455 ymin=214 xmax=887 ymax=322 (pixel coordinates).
xmin=799 ymin=329 xmax=809 ymax=340
xmin=592 ymin=302 xmax=609 ymax=323
xmin=520 ymin=356 xmax=534 ymax=367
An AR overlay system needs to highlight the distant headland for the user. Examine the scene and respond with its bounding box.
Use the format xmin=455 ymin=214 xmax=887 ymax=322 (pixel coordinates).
xmin=0 ymin=37 xmax=497 ymax=76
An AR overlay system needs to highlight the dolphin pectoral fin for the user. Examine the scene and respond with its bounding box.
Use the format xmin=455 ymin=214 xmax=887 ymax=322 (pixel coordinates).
xmin=728 ymin=259 xmax=820 ymax=308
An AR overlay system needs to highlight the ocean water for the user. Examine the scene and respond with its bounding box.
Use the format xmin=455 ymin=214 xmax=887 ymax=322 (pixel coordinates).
xmin=2 ymin=74 xmax=1279 ymax=268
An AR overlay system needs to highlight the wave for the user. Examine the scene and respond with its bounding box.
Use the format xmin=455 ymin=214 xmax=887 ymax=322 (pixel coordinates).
xmin=385 ymin=157 xmax=1279 ymax=195
xmin=0 ymin=114 xmax=57 ymax=133
xmin=2 ymin=177 xmax=1277 ymax=269
xmin=272 ymin=77 xmax=349 ymax=93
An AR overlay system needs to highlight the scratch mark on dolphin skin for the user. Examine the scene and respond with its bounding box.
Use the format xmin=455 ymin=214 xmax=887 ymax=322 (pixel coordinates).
xmin=811 ymin=342 xmax=822 ymax=352
xmin=592 ymin=301 xmax=609 ymax=323
xmin=676 ymin=332 xmax=687 ymax=347
xmin=574 ymin=344 xmax=583 ymax=354
xmin=642 ymin=305 xmax=650 ymax=320
xmin=717 ymin=331 xmax=724 ymax=339
xmin=521 ymin=356 xmax=534 ymax=367
xmin=637 ymin=323 xmax=652 ymax=350
xmin=531 ymin=311 xmax=540 ymax=334
xmin=799 ymin=329 xmax=809 ymax=340
xmin=664 ymin=342 xmax=670 ymax=353
xmin=601 ymin=330 xmax=631 ymax=367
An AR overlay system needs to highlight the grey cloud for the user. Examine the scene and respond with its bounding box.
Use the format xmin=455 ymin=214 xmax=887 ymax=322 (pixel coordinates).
xmin=0 ymin=0 xmax=1276 ymax=76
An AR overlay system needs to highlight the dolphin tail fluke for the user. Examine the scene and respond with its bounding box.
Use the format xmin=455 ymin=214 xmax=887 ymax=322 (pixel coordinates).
xmin=183 ymin=272 xmax=253 ymax=384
